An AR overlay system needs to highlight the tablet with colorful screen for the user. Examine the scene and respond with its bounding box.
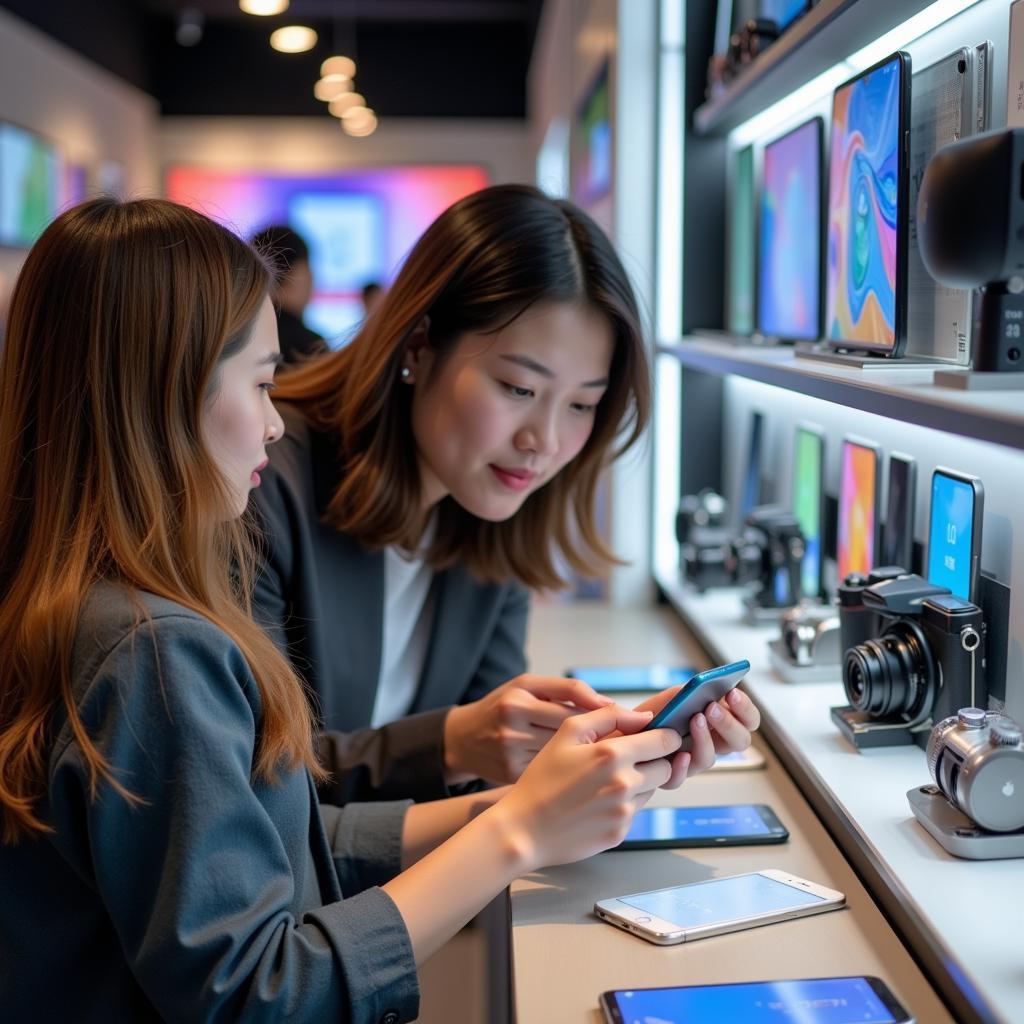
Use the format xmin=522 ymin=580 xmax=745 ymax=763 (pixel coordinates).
xmin=758 ymin=117 xmax=822 ymax=341
xmin=600 ymin=975 xmax=913 ymax=1024
xmin=826 ymin=53 xmax=910 ymax=355
xmin=838 ymin=438 xmax=880 ymax=580
xmin=793 ymin=424 xmax=825 ymax=597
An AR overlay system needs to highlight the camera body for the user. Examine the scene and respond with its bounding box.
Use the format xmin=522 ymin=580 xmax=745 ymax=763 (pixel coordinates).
xmin=918 ymin=128 xmax=1024 ymax=371
xmin=681 ymin=504 xmax=804 ymax=610
xmin=675 ymin=489 xmax=728 ymax=546
xmin=927 ymin=709 xmax=1024 ymax=833
xmin=840 ymin=574 xmax=986 ymax=740
xmin=836 ymin=565 xmax=917 ymax=661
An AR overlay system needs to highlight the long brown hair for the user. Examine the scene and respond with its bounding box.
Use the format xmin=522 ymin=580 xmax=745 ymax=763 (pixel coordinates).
xmin=0 ymin=198 xmax=322 ymax=844
xmin=274 ymin=184 xmax=651 ymax=589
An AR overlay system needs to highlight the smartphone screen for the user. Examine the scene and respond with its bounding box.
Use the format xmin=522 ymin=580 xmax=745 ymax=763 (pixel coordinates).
xmin=927 ymin=471 xmax=980 ymax=600
xmin=882 ymin=455 xmax=915 ymax=570
xmin=793 ymin=426 xmax=824 ymax=597
xmin=617 ymin=804 xmax=787 ymax=848
xmin=758 ymin=117 xmax=822 ymax=341
xmin=827 ymin=54 xmax=907 ymax=353
xmin=565 ymin=665 xmax=694 ymax=694
xmin=838 ymin=439 xmax=878 ymax=580
xmin=618 ymin=873 xmax=828 ymax=929
xmin=602 ymin=976 xmax=912 ymax=1024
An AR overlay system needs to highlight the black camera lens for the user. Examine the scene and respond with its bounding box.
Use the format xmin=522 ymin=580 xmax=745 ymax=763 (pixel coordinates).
xmin=842 ymin=620 xmax=936 ymax=723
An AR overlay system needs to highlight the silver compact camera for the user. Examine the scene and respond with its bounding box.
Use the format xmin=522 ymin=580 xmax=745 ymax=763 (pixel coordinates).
xmin=927 ymin=708 xmax=1024 ymax=833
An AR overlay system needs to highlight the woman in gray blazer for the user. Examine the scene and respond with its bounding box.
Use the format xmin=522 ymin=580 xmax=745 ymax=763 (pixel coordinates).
xmin=0 ymin=198 xmax=745 ymax=1022
xmin=254 ymin=185 xmax=762 ymax=806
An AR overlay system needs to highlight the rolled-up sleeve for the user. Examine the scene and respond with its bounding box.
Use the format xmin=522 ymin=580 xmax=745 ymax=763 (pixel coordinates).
xmin=49 ymin=613 xmax=419 ymax=1024
xmin=320 ymin=800 xmax=410 ymax=892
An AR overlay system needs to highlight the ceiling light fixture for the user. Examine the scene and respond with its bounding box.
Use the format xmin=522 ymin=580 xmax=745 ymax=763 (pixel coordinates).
xmin=239 ymin=0 xmax=289 ymax=15
xmin=321 ymin=55 xmax=356 ymax=79
xmin=328 ymin=92 xmax=365 ymax=117
xmin=314 ymin=74 xmax=352 ymax=101
xmin=344 ymin=116 xmax=377 ymax=138
xmin=270 ymin=25 xmax=317 ymax=53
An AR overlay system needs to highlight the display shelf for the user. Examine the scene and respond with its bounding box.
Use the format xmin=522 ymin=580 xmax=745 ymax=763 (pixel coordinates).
xmin=694 ymin=0 xmax=936 ymax=136
xmin=654 ymin=568 xmax=1023 ymax=1024
xmin=658 ymin=335 xmax=1024 ymax=451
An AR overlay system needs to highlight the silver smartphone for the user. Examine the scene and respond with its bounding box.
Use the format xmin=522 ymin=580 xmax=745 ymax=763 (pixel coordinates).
xmin=594 ymin=869 xmax=845 ymax=946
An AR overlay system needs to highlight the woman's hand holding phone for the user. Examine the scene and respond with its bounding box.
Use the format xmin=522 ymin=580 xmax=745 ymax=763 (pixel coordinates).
xmin=443 ymin=674 xmax=614 ymax=786
xmin=632 ymin=684 xmax=762 ymax=788
xmin=487 ymin=704 xmax=682 ymax=871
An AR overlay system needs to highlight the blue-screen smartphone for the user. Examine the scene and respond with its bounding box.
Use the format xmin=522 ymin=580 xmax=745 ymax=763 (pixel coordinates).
xmin=600 ymin=975 xmax=914 ymax=1024
xmin=564 ymin=665 xmax=694 ymax=694
xmin=614 ymin=803 xmax=787 ymax=850
xmin=644 ymin=660 xmax=751 ymax=750
xmin=926 ymin=467 xmax=983 ymax=602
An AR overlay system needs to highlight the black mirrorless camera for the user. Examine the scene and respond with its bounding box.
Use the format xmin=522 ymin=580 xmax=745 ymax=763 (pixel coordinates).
xmin=833 ymin=573 xmax=986 ymax=749
xmin=680 ymin=503 xmax=804 ymax=612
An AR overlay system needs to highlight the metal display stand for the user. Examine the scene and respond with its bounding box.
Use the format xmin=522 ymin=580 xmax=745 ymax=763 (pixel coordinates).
xmin=908 ymin=785 xmax=1024 ymax=860
xmin=768 ymin=638 xmax=842 ymax=685
xmin=795 ymin=345 xmax=942 ymax=370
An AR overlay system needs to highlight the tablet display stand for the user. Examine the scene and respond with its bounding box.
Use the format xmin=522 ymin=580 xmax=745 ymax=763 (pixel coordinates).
xmin=795 ymin=343 xmax=941 ymax=370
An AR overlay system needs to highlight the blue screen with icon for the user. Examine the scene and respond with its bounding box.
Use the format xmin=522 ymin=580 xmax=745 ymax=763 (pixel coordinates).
xmin=606 ymin=976 xmax=901 ymax=1023
xmin=927 ymin=473 xmax=976 ymax=600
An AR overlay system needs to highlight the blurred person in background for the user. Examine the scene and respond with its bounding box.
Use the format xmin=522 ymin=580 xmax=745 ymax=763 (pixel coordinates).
xmin=251 ymin=224 xmax=328 ymax=365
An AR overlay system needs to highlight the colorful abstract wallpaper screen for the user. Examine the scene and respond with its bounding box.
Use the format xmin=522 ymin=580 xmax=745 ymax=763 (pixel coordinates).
xmin=165 ymin=164 xmax=490 ymax=343
xmin=838 ymin=440 xmax=878 ymax=580
xmin=826 ymin=57 xmax=904 ymax=351
xmin=758 ymin=118 xmax=821 ymax=340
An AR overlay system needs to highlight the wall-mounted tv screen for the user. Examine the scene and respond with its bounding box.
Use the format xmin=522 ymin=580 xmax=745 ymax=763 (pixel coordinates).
xmin=165 ymin=164 xmax=490 ymax=344
xmin=0 ymin=122 xmax=60 ymax=248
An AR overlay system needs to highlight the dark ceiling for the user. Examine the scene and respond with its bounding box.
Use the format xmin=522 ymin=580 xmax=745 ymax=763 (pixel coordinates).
xmin=1 ymin=0 xmax=543 ymax=118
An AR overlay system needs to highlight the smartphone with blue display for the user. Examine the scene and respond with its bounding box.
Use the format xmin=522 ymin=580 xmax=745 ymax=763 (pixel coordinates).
xmin=613 ymin=803 xmax=787 ymax=850
xmin=643 ymin=660 xmax=750 ymax=750
xmin=599 ymin=975 xmax=913 ymax=1023
xmin=926 ymin=467 xmax=983 ymax=602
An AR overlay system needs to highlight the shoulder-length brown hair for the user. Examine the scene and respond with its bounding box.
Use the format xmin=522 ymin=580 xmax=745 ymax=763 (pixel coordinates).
xmin=0 ymin=198 xmax=321 ymax=844
xmin=274 ymin=183 xmax=651 ymax=589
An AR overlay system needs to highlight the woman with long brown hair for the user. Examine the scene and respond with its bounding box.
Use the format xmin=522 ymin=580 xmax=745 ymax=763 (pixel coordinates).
xmin=254 ymin=184 xmax=761 ymax=804
xmin=0 ymin=196 xmax=704 ymax=1021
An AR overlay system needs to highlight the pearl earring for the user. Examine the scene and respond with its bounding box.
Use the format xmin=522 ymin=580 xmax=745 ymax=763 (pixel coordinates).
xmin=401 ymin=367 xmax=412 ymax=382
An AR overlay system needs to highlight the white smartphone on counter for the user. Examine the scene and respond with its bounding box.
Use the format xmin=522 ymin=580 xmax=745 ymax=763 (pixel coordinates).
xmin=594 ymin=869 xmax=845 ymax=946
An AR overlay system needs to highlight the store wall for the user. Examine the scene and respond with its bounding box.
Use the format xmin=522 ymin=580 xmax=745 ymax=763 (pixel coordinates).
xmin=158 ymin=116 xmax=533 ymax=185
xmin=0 ymin=7 xmax=159 ymax=310
xmin=529 ymin=0 xmax=659 ymax=605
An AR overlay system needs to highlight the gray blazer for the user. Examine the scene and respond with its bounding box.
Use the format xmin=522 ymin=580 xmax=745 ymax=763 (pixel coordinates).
xmin=251 ymin=403 xmax=529 ymax=805
xmin=0 ymin=584 xmax=418 ymax=1024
